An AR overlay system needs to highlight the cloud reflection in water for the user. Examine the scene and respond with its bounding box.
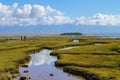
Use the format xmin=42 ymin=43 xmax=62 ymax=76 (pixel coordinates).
xmin=28 ymin=49 xmax=57 ymax=66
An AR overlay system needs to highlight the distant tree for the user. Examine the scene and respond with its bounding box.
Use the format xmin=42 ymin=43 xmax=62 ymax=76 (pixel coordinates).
xmin=61 ymin=32 xmax=82 ymax=35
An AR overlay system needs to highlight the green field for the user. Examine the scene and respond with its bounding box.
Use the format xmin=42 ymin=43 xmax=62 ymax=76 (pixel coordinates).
xmin=0 ymin=36 xmax=120 ymax=80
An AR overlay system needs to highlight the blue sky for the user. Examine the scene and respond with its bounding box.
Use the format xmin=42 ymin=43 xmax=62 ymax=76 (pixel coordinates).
xmin=0 ymin=0 xmax=120 ymax=34
xmin=0 ymin=0 xmax=120 ymax=17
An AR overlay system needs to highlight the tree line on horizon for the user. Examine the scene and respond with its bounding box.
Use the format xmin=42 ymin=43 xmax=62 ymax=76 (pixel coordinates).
xmin=60 ymin=32 xmax=82 ymax=35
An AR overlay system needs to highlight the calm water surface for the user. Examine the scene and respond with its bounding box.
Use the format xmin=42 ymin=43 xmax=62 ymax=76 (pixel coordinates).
xmin=72 ymin=40 xmax=80 ymax=42
xmin=16 ymin=49 xmax=84 ymax=80
xmin=59 ymin=46 xmax=79 ymax=50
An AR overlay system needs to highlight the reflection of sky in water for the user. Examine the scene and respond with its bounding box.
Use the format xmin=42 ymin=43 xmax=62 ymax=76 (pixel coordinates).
xmin=94 ymin=43 xmax=102 ymax=45
xmin=59 ymin=46 xmax=79 ymax=50
xmin=28 ymin=50 xmax=57 ymax=66
xmin=17 ymin=49 xmax=82 ymax=80
xmin=73 ymin=40 xmax=80 ymax=42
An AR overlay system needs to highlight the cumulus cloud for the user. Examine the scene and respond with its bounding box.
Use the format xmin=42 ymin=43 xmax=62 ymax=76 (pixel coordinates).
xmin=0 ymin=3 xmax=73 ymax=26
xmin=76 ymin=13 xmax=120 ymax=26
xmin=0 ymin=3 xmax=120 ymax=26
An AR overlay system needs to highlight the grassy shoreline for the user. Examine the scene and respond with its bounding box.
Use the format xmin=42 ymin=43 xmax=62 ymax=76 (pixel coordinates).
xmin=0 ymin=36 xmax=87 ymax=79
xmin=63 ymin=66 xmax=120 ymax=80
xmin=50 ymin=37 xmax=120 ymax=80
xmin=0 ymin=36 xmax=120 ymax=80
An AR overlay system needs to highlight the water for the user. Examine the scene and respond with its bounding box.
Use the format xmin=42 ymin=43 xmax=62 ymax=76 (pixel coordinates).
xmin=59 ymin=46 xmax=79 ymax=50
xmin=86 ymin=34 xmax=120 ymax=38
xmin=72 ymin=40 xmax=80 ymax=42
xmin=16 ymin=49 xmax=83 ymax=80
xmin=94 ymin=43 xmax=103 ymax=45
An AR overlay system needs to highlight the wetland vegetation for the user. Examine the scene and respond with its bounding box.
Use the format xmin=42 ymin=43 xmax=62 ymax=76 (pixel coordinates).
xmin=0 ymin=35 xmax=120 ymax=80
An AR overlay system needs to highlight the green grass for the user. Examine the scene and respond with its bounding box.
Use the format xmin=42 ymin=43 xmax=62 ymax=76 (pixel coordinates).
xmin=0 ymin=36 xmax=120 ymax=80
xmin=50 ymin=36 xmax=120 ymax=80
xmin=0 ymin=46 xmax=40 ymax=72
xmin=64 ymin=66 xmax=120 ymax=80
xmin=0 ymin=36 xmax=87 ymax=79
xmin=56 ymin=54 xmax=120 ymax=68
xmin=51 ymin=43 xmax=119 ymax=55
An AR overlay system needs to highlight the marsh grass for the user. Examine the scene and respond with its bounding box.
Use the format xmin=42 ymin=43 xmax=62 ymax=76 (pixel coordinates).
xmin=64 ymin=66 xmax=120 ymax=80
xmin=0 ymin=36 xmax=120 ymax=80
xmin=55 ymin=54 xmax=120 ymax=68
xmin=51 ymin=43 xmax=119 ymax=55
xmin=51 ymin=36 xmax=120 ymax=80
xmin=0 ymin=36 xmax=88 ymax=79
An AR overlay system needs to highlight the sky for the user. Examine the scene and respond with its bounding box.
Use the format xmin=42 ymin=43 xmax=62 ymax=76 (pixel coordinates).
xmin=0 ymin=0 xmax=120 ymax=34
xmin=1 ymin=0 xmax=120 ymax=17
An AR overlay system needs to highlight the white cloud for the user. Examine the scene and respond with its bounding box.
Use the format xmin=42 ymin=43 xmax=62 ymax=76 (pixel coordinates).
xmin=12 ymin=3 xmax=18 ymax=8
xmin=16 ymin=4 xmax=32 ymax=18
xmin=0 ymin=3 xmax=120 ymax=26
xmin=76 ymin=13 xmax=120 ymax=26
xmin=0 ymin=3 xmax=73 ymax=26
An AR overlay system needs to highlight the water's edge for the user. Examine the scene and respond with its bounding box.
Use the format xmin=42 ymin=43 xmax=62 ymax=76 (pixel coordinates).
xmin=16 ymin=46 xmax=85 ymax=80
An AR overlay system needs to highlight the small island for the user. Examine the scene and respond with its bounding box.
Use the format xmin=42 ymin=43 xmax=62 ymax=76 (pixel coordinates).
xmin=60 ymin=32 xmax=82 ymax=35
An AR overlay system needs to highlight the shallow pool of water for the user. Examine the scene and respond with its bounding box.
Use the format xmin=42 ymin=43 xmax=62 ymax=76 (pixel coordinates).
xmin=94 ymin=43 xmax=103 ymax=45
xmin=16 ymin=49 xmax=83 ymax=80
xmin=59 ymin=46 xmax=79 ymax=50
xmin=72 ymin=40 xmax=80 ymax=42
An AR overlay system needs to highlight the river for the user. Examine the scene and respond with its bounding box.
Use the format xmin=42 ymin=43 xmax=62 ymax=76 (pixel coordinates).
xmin=16 ymin=47 xmax=84 ymax=80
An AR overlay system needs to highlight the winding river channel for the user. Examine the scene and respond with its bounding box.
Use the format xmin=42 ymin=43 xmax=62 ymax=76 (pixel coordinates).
xmin=16 ymin=46 xmax=84 ymax=80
